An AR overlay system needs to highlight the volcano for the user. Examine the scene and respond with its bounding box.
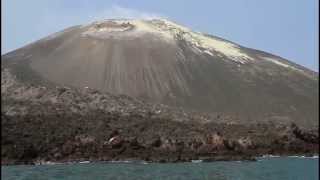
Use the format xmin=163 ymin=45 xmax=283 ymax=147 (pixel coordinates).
xmin=2 ymin=18 xmax=318 ymax=127
xmin=1 ymin=18 xmax=319 ymax=165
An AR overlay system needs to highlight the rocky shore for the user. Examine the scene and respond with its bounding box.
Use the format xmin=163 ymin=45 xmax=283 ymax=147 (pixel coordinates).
xmin=1 ymin=68 xmax=319 ymax=165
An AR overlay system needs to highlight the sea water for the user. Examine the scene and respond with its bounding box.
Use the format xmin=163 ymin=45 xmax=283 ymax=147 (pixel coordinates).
xmin=1 ymin=157 xmax=318 ymax=180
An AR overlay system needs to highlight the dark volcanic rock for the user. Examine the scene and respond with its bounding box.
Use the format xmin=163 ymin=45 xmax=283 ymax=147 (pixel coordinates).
xmin=1 ymin=68 xmax=318 ymax=165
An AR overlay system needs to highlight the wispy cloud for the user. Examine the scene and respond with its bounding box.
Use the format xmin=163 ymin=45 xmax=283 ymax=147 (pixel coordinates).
xmin=91 ymin=5 xmax=166 ymax=21
xmin=3 ymin=3 xmax=167 ymax=53
xmin=37 ymin=5 xmax=166 ymax=31
xmin=32 ymin=5 xmax=166 ymax=40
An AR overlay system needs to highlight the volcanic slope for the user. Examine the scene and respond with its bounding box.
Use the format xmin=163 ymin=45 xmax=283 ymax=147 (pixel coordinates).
xmin=1 ymin=18 xmax=318 ymax=127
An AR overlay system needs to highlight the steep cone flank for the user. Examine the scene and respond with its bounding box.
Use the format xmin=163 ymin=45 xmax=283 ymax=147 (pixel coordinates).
xmin=2 ymin=18 xmax=318 ymax=127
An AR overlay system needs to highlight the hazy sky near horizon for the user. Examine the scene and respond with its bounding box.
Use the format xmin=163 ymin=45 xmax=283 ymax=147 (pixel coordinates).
xmin=2 ymin=0 xmax=319 ymax=71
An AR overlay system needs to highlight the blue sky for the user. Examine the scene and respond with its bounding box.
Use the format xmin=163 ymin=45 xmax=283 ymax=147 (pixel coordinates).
xmin=2 ymin=0 xmax=319 ymax=71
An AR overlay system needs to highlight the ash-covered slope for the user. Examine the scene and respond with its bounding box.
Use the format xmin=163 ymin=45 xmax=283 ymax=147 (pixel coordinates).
xmin=1 ymin=18 xmax=318 ymax=127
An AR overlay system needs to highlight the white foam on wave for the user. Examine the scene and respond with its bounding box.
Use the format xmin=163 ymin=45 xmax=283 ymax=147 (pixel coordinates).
xmin=35 ymin=161 xmax=62 ymax=166
xmin=108 ymin=160 xmax=149 ymax=164
xmin=261 ymin=154 xmax=281 ymax=158
xmin=191 ymin=160 xmax=203 ymax=163
xmin=79 ymin=161 xmax=90 ymax=164
xmin=288 ymin=155 xmax=319 ymax=159
xmin=259 ymin=154 xmax=319 ymax=159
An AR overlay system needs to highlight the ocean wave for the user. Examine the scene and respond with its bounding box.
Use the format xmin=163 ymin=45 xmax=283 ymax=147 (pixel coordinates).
xmin=288 ymin=155 xmax=319 ymax=159
xmin=260 ymin=154 xmax=280 ymax=158
xmin=79 ymin=161 xmax=90 ymax=164
xmin=107 ymin=160 xmax=149 ymax=164
xmin=191 ymin=160 xmax=203 ymax=163
xmin=259 ymin=154 xmax=319 ymax=159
